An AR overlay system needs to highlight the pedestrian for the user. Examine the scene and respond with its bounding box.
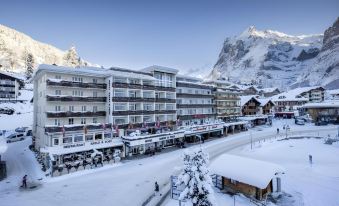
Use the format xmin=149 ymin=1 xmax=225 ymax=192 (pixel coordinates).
xmin=309 ymin=155 xmax=313 ymax=165
xmin=154 ymin=181 xmax=160 ymax=196
xmin=21 ymin=175 xmax=27 ymax=188
xmin=277 ymin=128 xmax=279 ymax=134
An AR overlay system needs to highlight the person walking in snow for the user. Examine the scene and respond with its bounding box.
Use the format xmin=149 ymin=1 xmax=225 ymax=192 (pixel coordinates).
xmin=154 ymin=181 xmax=160 ymax=196
xmin=21 ymin=175 xmax=27 ymax=188
xmin=277 ymin=128 xmax=279 ymax=134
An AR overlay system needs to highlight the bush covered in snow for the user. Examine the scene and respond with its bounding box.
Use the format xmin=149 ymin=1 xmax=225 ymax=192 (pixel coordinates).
xmin=176 ymin=149 xmax=217 ymax=206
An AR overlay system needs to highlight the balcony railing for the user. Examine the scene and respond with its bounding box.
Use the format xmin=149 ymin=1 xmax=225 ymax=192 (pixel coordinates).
xmin=112 ymin=97 xmax=176 ymax=103
xmin=177 ymin=104 xmax=215 ymax=108
xmin=112 ymin=110 xmax=176 ymax=115
xmin=46 ymin=111 xmax=106 ymax=118
xmin=176 ymin=93 xmax=213 ymax=98
xmin=46 ymin=79 xmax=107 ymax=89
xmin=112 ymin=82 xmax=175 ymax=92
xmin=177 ymin=113 xmax=216 ymax=120
xmin=45 ymin=123 xmax=112 ymax=133
xmin=176 ymin=82 xmax=213 ymax=90
xmin=215 ymin=96 xmax=240 ymax=100
xmin=46 ymin=95 xmax=106 ymax=102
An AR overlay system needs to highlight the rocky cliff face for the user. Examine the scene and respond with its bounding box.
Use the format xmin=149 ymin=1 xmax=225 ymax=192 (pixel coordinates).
xmin=209 ymin=18 xmax=339 ymax=90
xmin=0 ymin=24 xmax=95 ymax=73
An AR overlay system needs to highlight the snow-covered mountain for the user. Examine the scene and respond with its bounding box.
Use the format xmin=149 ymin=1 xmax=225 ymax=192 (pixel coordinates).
xmin=0 ymin=24 xmax=95 ymax=73
xmin=209 ymin=18 xmax=339 ymax=90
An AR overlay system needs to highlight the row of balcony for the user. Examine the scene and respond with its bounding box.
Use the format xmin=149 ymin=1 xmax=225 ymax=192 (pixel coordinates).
xmin=176 ymin=82 xmax=213 ymax=90
xmin=112 ymin=97 xmax=176 ymax=103
xmin=112 ymin=82 xmax=175 ymax=92
xmin=176 ymin=93 xmax=214 ymax=98
xmin=46 ymin=111 xmax=106 ymax=118
xmin=177 ymin=113 xmax=216 ymax=120
xmin=215 ymin=96 xmax=240 ymax=100
xmin=46 ymin=95 xmax=107 ymax=102
xmin=112 ymin=110 xmax=176 ymax=115
xmin=176 ymin=104 xmax=215 ymax=108
xmin=47 ymin=79 xmax=107 ymax=89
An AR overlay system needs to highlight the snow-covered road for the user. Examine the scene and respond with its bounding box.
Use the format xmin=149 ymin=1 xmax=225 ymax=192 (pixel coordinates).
xmin=0 ymin=120 xmax=337 ymax=206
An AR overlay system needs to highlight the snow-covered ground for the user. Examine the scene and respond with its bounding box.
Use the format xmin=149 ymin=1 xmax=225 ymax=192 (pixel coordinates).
xmin=0 ymin=119 xmax=338 ymax=206
xmin=165 ymin=128 xmax=339 ymax=206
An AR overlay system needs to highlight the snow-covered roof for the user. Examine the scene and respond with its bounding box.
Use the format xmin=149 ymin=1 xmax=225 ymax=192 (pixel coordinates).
xmin=303 ymin=100 xmax=339 ymax=109
xmin=141 ymin=65 xmax=179 ymax=74
xmin=34 ymin=64 xmax=156 ymax=81
xmin=240 ymin=95 xmax=258 ymax=106
xmin=328 ymin=89 xmax=339 ymax=95
xmin=209 ymin=154 xmax=285 ymax=189
xmin=257 ymin=98 xmax=275 ymax=106
xmin=176 ymin=74 xmax=202 ymax=83
xmin=271 ymin=86 xmax=323 ymax=102
xmin=259 ymin=87 xmax=279 ymax=93
xmin=0 ymin=70 xmax=25 ymax=81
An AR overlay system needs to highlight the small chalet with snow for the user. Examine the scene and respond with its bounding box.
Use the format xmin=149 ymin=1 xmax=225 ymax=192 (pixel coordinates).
xmin=210 ymin=154 xmax=285 ymax=201
xmin=303 ymin=100 xmax=339 ymax=124
xmin=240 ymin=96 xmax=261 ymax=116
xmin=242 ymin=86 xmax=259 ymax=95
xmin=0 ymin=71 xmax=24 ymax=100
xmin=258 ymin=99 xmax=275 ymax=115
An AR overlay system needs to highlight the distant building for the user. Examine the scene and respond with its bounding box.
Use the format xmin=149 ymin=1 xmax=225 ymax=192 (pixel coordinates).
xmin=303 ymin=100 xmax=339 ymax=123
xmin=258 ymin=87 xmax=281 ymax=97
xmin=257 ymin=99 xmax=275 ymax=115
xmin=210 ymin=154 xmax=285 ymax=201
xmin=327 ymin=89 xmax=339 ymax=100
xmin=272 ymin=86 xmax=325 ymax=115
xmin=242 ymin=86 xmax=259 ymax=95
xmin=0 ymin=71 xmax=24 ymax=100
xmin=203 ymin=80 xmax=241 ymax=121
xmin=176 ymin=75 xmax=216 ymax=125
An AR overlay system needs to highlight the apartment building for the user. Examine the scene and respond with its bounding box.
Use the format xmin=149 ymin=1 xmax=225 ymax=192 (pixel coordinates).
xmin=175 ymin=75 xmax=215 ymax=125
xmin=0 ymin=71 xmax=23 ymax=100
xmin=204 ymin=80 xmax=241 ymax=121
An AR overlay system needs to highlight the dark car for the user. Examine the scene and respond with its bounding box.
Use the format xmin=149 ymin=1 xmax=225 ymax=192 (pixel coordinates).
xmin=315 ymin=121 xmax=328 ymax=126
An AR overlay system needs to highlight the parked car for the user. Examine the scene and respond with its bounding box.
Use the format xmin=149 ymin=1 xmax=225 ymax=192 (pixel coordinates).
xmin=6 ymin=133 xmax=25 ymax=143
xmin=26 ymin=129 xmax=32 ymax=136
xmin=15 ymin=127 xmax=28 ymax=133
xmin=295 ymin=118 xmax=305 ymax=125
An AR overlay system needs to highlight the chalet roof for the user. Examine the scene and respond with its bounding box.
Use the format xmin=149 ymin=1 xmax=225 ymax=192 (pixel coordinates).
xmin=0 ymin=70 xmax=25 ymax=81
xmin=257 ymin=98 xmax=275 ymax=106
xmin=259 ymin=87 xmax=280 ymax=93
xmin=240 ymin=95 xmax=259 ymax=106
xmin=209 ymin=154 xmax=285 ymax=189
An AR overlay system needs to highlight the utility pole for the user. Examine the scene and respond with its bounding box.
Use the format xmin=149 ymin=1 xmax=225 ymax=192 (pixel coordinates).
xmin=250 ymin=131 xmax=253 ymax=150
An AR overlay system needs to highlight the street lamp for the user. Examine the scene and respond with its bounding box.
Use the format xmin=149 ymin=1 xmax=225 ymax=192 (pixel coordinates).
xmin=250 ymin=131 xmax=253 ymax=150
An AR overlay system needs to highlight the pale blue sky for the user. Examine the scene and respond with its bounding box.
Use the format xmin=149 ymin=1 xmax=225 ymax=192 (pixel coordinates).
xmin=0 ymin=0 xmax=338 ymax=75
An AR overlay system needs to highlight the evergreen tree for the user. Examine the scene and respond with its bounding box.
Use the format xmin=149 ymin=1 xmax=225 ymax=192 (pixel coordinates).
xmin=64 ymin=46 xmax=80 ymax=67
xmin=25 ymin=53 xmax=35 ymax=79
xmin=176 ymin=149 xmax=216 ymax=206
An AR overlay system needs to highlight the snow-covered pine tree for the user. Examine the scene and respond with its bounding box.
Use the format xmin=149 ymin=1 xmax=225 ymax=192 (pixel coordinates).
xmin=64 ymin=46 xmax=80 ymax=67
xmin=25 ymin=53 xmax=35 ymax=79
xmin=176 ymin=149 xmax=217 ymax=206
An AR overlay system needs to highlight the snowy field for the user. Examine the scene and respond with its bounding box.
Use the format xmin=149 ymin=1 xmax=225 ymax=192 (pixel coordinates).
xmin=0 ymin=119 xmax=338 ymax=206
xmin=165 ymin=129 xmax=339 ymax=206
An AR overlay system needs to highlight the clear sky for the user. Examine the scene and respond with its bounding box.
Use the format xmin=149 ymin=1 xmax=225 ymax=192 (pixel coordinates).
xmin=0 ymin=0 xmax=338 ymax=75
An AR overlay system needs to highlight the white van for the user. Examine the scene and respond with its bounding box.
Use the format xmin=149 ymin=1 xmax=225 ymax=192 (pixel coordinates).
xmin=6 ymin=133 xmax=25 ymax=143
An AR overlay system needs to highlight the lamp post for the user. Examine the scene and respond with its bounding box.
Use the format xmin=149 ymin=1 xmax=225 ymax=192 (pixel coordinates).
xmin=250 ymin=131 xmax=253 ymax=150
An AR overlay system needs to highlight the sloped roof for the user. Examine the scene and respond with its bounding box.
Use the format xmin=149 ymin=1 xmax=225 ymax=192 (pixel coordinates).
xmin=141 ymin=65 xmax=179 ymax=74
xmin=303 ymin=100 xmax=339 ymax=108
xmin=271 ymin=86 xmax=323 ymax=102
xmin=240 ymin=95 xmax=259 ymax=106
xmin=257 ymin=98 xmax=275 ymax=106
xmin=209 ymin=154 xmax=285 ymax=189
xmin=259 ymin=87 xmax=280 ymax=93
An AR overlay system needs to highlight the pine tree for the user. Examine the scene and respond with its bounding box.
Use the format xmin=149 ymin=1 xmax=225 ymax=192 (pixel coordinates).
xmin=25 ymin=53 xmax=35 ymax=79
xmin=176 ymin=149 xmax=216 ymax=206
xmin=64 ymin=46 xmax=80 ymax=67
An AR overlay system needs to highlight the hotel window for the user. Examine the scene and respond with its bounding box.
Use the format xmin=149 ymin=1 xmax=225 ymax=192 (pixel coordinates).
xmin=143 ymin=103 xmax=153 ymax=110
xmin=92 ymin=78 xmax=97 ymax=83
xmin=93 ymin=91 xmax=98 ymax=97
xmin=95 ymin=133 xmax=103 ymax=140
xmin=85 ymin=134 xmax=93 ymax=141
xmin=63 ymin=136 xmax=72 ymax=144
xmin=114 ymin=77 xmax=127 ymax=83
xmin=55 ymin=90 xmax=61 ymax=95
xmin=55 ymin=105 xmax=61 ymax=111
xmin=39 ymin=91 xmax=42 ymax=97
xmin=114 ymin=103 xmax=126 ymax=111
xmin=114 ymin=118 xmax=126 ymax=125
xmin=114 ymin=89 xmax=125 ymax=97
xmin=129 ymin=103 xmax=136 ymax=111
xmin=74 ymin=134 xmax=84 ymax=142
xmin=55 ymin=75 xmax=61 ymax=79
xmin=93 ymin=118 xmax=98 ymax=123
xmin=69 ymin=105 xmax=74 ymax=111
xmin=72 ymin=90 xmax=83 ymax=96
xmin=68 ymin=118 xmax=74 ymax=125
xmin=128 ymin=91 xmax=137 ymax=97
xmin=81 ymin=118 xmax=86 ymax=124
xmin=53 ymin=138 xmax=59 ymax=146
xmin=72 ymin=77 xmax=83 ymax=82
xmin=54 ymin=119 xmax=60 ymax=126
xmin=93 ymin=106 xmax=98 ymax=112
xmin=81 ymin=106 xmax=87 ymax=111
